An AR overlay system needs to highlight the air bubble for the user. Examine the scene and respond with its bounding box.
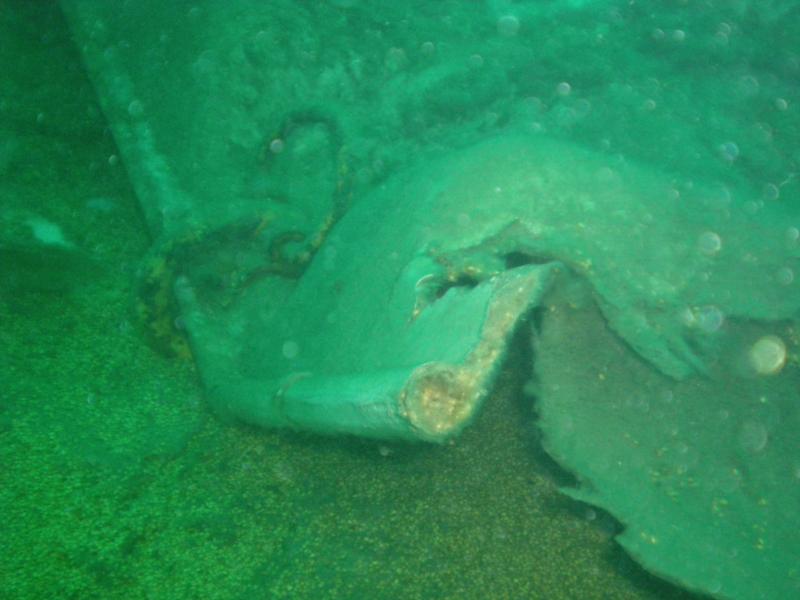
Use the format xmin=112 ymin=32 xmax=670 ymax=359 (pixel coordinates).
xmin=738 ymin=420 xmax=768 ymax=453
xmin=468 ymin=54 xmax=484 ymax=68
xmin=743 ymin=200 xmax=760 ymax=215
xmin=696 ymin=305 xmax=724 ymax=333
xmin=269 ymin=138 xmax=285 ymax=154
xmin=127 ymin=99 xmax=144 ymax=117
xmin=574 ymin=98 xmax=591 ymax=117
xmin=776 ymin=267 xmax=794 ymax=286
xmin=385 ymin=47 xmax=407 ymax=71
xmin=282 ymin=340 xmax=299 ymax=359
xmin=420 ymin=41 xmax=435 ymax=56
xmin=697 ymin=231 xmax=722 ymax=256
xmin=717 ymin=467 xmax=743 ymax=493
xmin=749 ymin=335 xmax=786 ymax=375
xmin=737 ymin=75 xmax=760 ymax=97
xmin=718 ymin=141 xmax=739 ymax=162
xmin=763 ymin=183 xmax=780 ymax=200
xmin=497 ymin=15 xmax=520 ymax=37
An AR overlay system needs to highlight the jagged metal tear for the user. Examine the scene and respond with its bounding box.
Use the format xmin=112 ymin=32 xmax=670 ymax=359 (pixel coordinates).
xmin=175 ymin=134 xmax=798 ymax=442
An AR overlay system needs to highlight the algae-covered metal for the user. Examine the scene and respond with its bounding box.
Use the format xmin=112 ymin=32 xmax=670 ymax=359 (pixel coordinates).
xmin=61 ymin=1 xmax=800 ymax=597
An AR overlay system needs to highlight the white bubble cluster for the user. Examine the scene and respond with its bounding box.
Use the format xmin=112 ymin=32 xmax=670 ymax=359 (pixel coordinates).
xmin=683 ymin=305 xmax=724 ymax=333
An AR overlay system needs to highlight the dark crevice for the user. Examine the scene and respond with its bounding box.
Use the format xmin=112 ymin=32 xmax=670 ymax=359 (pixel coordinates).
xmin=503 ymin=251 xmax=553 ymax=269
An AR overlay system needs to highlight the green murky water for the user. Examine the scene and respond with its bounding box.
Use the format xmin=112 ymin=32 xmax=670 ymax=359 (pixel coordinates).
xmin=2 ymin=2 xmax=798 ymax=599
